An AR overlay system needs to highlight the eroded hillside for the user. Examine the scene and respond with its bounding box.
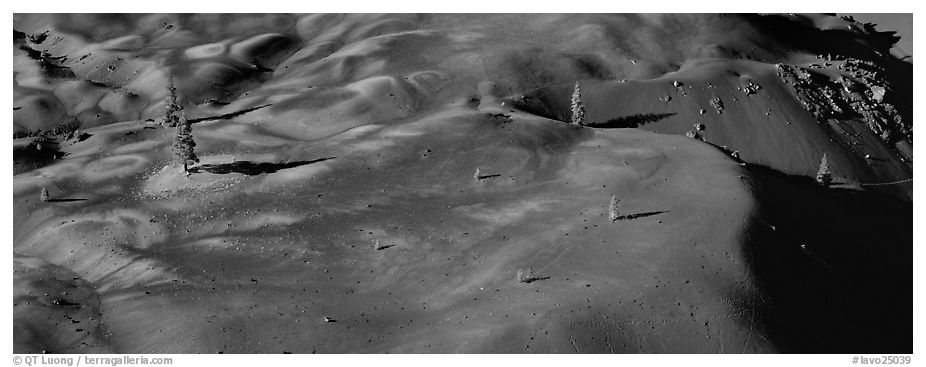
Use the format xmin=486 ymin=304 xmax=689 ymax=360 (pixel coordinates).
xmin=13 ymin=13 xmax=912 ymax=353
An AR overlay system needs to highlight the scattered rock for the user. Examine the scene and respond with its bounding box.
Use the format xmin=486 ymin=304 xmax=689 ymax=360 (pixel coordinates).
xmin=709 ymin=97 xmax=724 ymax=114
xmin=778 ymin=62 xmax=909 ymax=146
xmin=685 ymin=129 xmax=702 ymax=140
xmin=870 ymin=85 xmax=886 ymax=102
xmin=743 ymin=81 xmax=762 ymax=95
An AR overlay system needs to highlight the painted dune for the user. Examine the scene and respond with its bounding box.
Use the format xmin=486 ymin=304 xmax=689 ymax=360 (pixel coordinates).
xmin=13 ymin=13 xmax=912 ymax=353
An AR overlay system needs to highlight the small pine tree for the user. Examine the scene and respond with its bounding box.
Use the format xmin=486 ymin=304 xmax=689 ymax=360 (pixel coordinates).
xmin=608 ymin=194 xmax=620 ymax=221
xmin=816 ymin=153 xmax=832 ymax=186
xmin=40 ymin=187 xmax=50 ymax=202
xmin=570 ymin=81 xmax=586 ymax=126
xmin=171 ymin=114 xmax=198 ymax=174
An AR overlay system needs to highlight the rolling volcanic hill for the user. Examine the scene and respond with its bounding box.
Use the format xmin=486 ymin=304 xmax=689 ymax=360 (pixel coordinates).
xmin=13 ymin=13 xmax=912 ymax=353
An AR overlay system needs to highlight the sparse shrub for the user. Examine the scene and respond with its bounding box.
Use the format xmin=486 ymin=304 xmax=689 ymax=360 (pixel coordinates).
xmin=40 ymin=187 xmax=49 ymax=202
xmin=685 ymin=129 xmax=701 ymax=140
xmin=473 ymin=167 xmax=482 ymax=182
xmin=816 ymin=153 xmax=832 ymax=186
xmin=608 ymin=194 xmax=620 ymax=222
xmin=570 ymin=81 xmax=586 ymax=126
xmin=517 ymin=267 xmax=534 ymax=283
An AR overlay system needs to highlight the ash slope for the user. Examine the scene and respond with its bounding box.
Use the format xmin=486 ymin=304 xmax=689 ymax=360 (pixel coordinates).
xmin=12 ymin=14 xmax=912 ymax=353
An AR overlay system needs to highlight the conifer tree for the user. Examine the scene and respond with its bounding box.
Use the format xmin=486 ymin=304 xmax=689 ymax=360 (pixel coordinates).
xmin=164 ymin=76 xmax=182 ymax=128
xmin=165 ymin=75 xmax=199 ymax=173
xmin=172 ymin=114 xmax=198 ymax=174
xmin=816 ymin=153 xmax=832 ymax=186
xmin=570 ymin=81 xmax=586 ymax=125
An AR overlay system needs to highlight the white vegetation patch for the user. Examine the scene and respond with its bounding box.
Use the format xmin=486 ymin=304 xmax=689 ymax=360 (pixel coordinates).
xmin=80 ymin=154 xmax=150 ymax=183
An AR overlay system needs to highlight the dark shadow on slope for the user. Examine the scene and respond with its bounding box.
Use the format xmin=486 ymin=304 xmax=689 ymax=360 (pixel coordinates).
xmin=507 ymin=89 xmax=571 ymax=123
xmin=46 ymin=198 xmax=88 ymax=203
xmin=520 ymin=276 xmax=551 ymax=284
xmin=612 ymin=210 xmax=669 ymax=221
xmin=14 ymin=31 xmax=76 ymax=79
xmin=13 ymin=140 xmax=66 ymax=175
xmin=585 ymin=113 xmax=677 ymax=129
xmin=188 ymin=104 xmax=273 ymax=124
xmin=740 ymin=163 xmax=911 ymax=353
xmin=189 ymin=157 xmax=335 ymax=176
xmin=744 ymin=14 xmax=912 ymax=141
xmin=745 ymin=14 xmax=900 ymax=63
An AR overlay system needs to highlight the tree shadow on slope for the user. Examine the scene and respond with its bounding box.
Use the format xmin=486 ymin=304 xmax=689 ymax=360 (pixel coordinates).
xmin=46 ymin=198 xmax=88 ymax=203
xmin=584 ymin=113 xmax=677 ymax=129
xmin=612 ymin=210 xmax=669 ymax=221
xmin=188 ymin=104 xmax=272 ymax=124
xmin=741 ymin=164 xmax=911 ymax=353
xmin=507 ymin=88 xmax=677 ymax=129
xmin=189 ymin=157 xmax=335 ymax=176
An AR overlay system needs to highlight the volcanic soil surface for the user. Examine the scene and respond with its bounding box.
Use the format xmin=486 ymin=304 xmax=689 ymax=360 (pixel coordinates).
xmin=13 ymin=13 xmax=912 ymax=353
